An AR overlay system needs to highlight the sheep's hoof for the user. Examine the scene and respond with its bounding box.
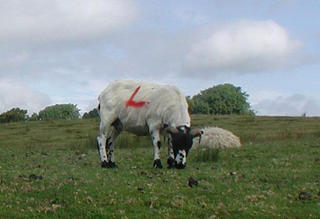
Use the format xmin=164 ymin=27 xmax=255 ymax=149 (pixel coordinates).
xmin=153 ymin=159 xmax=163 ymax=169
xmin=109 ymin=161 xmax=118 ymax=168
xmin=175 ymin=162 xmax=186 ymax=169
xmin=101 ymin=160 xmax=109 ymax=168
xmin=101 ymin=161 xmax=118 ymax=168
xmin=167 ymin=157 xmax=175 ymax=169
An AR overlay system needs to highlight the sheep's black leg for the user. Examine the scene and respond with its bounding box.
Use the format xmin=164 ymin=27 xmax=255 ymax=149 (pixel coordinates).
xmin=167 ymin=137 xmax=175 ymax=169
xmin=97 ymin=134 xmax=109 ymax=168
xmin=105 ymin=126 xmax=121 ymax=168
xmin=151 ymin=130 xmax=162 ymax=169
xmin=153 ymin=159 xmax=163 ymax=169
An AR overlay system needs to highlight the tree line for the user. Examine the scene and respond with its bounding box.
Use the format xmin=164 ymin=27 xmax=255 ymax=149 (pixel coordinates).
xmin=0 ymin=104 xmax=81 ymax=123
xmin=0 ymin=84 xmax=254 ymax=123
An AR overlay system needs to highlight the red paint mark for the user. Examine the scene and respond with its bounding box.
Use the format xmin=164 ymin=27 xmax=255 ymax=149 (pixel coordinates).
xmin=125 ymin=86 xmax=150 ymax=108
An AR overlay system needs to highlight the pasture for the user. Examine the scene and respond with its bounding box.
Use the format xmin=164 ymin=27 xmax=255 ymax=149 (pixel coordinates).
xmin=0 ymin=115 xmax=320 ymax=218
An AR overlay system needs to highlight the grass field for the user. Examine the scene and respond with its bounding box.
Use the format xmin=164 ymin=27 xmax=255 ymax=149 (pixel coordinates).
xmin=1 ymin=115 xmax=320 ymax=218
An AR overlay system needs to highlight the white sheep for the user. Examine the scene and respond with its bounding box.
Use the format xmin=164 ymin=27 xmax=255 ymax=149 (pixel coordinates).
xmin=97 ymin=80 xmax=203 ymax=169
xmin=193 ymin=127 xmax=241 ymax=149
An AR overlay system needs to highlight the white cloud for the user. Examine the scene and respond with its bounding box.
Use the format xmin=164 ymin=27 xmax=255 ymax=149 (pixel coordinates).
xmin=252 ymin=93 xmax=320 ymax=116
xmin=0 ymin=80 xmax=51 ymax=114
xmin=0 ymin=0 xmax=137 ymax=44
xmin=185 ymin=20 xmax=301 ymax=75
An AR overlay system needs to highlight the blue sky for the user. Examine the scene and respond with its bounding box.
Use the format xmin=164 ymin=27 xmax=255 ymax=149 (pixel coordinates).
xmin=0 ymin=0 xmax=319 ymax=116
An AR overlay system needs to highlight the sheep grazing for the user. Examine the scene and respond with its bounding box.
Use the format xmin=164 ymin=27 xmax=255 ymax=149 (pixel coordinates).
xmin=97 ymin=80 xmax=203 ymax=169
xmin=193 ymin=127 xmax=241 ymax=149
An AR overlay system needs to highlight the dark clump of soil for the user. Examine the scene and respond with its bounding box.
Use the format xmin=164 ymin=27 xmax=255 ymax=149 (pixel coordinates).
xmin=137 ymin=187 xmax=144 ymax=193
xmin=41 ymin=152 xmax=49 ymax=157
xmin=29 ymin=174 xmax=43 ymax=181
xmin=298 ymin=192 xmax=312 ymax=200
xmin=188 ymin=177 xmax=198 ymax=187
xmin=277 ymin=183 xmax=286 ymax=189
xmin=140 ymin=171 xmax=147 ymax=176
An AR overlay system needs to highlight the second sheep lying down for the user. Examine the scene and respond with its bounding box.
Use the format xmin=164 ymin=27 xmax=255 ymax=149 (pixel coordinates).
xmin=193 ymin=127 xmax=241 ymax=149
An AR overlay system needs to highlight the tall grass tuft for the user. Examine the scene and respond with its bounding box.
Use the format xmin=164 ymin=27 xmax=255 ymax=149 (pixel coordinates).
xmin=115 ymin=132 xmax=151 ymax=149
xmin=71 ymin=131 xmax=98 ymax=154
xmin=115 ymin=133 xmax=131 ymax=149
xmin=194 ymin=147 xmax=220 ymax=162
xmin=84 ymin=131 xmax=99 ymax=150
xmin=73 ymin=131 xmax=152 ymax=151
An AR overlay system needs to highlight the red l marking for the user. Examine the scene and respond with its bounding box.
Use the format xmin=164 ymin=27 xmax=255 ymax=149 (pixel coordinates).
xmin=125 ymin=86 xmax=150 ymax=108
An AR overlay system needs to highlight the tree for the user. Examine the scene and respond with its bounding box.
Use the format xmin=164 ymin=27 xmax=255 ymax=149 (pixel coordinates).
xmin=187 ymin=97 xmax=210 ymax=114
xmin=38 ymin=104 xmax=80 ymax=120
xmin=29 ymin=113 xmax=39 ymax=121
xmin=0 ymin=108 xmax=28 ymax=123
xmin=82 ymin=108 xmax=99 ymax=119
xmin=190 ymin=84 xmax=254 ymax=115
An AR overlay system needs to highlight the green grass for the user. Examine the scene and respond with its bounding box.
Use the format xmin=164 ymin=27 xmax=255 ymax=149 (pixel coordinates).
xmin=194 ymin=148 xmax=220 ymax=162
xmin=0 ymin=115 xmax=320 ymax=218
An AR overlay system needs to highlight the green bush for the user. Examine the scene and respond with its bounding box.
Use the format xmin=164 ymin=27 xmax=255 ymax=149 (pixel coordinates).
xmin=187 ymin=98 xmax=210 ymax=114
xmin=29 ymin=113 xmax=39 ymax=121
xmin=38 ymin=104 xmax=80 ymax=120
xmin=189 ymin=83 xmax=254 ymax=115
xmin=0 ymin=108 xmax=28 ymax=123
xmin=82 ymin=108 xmax=99 ymax=119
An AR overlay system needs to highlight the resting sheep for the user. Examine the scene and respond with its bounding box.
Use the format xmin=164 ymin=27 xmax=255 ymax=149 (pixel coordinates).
xmin=97 ymin=80 xmax=203 ymax=169
xmin=193 ymin=127 xmax=241 ymax=149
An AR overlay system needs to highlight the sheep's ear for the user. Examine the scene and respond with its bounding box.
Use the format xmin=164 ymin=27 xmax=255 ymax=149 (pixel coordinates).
xmin=190 ymin=128 xmax=204 ymax=138
xmin=191 ymin=128 xmax=204 ymax=145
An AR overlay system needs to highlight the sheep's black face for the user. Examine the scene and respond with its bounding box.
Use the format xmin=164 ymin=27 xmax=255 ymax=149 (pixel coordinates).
xmin=167 ymin=126 xmax=203 ymax=169
xmin=170 ymin=128 xmax=194 ymax=169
